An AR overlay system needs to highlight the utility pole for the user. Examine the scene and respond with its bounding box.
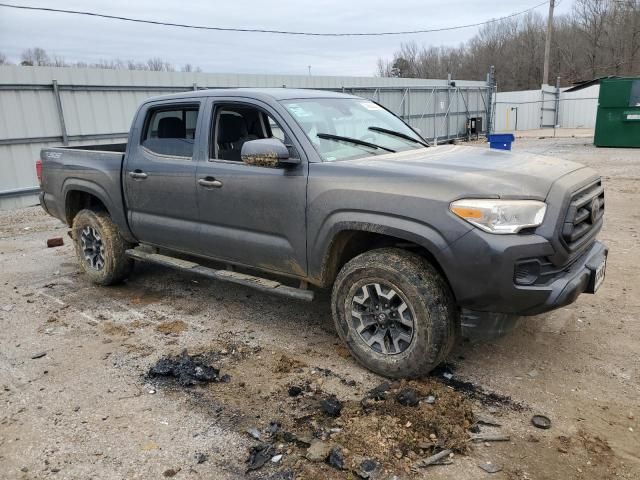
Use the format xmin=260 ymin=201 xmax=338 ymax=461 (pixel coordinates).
xmin=542 ymin=0 xmax=555 ymax=86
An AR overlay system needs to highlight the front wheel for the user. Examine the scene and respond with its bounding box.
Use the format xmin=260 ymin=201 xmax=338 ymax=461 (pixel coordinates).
xmin=72 ymin=209 xmax=133 ymax=285
xmin=331 ymin=248 xmax=457 ymax=378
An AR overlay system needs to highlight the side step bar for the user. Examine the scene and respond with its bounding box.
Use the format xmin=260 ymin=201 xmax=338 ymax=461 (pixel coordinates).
xmin=125 ymin=248 xmax=314 ymax=302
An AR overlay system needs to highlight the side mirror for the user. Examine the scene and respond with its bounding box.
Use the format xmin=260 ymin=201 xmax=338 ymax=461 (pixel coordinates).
xmin=240 ymin=138 xmax=299 ymax=168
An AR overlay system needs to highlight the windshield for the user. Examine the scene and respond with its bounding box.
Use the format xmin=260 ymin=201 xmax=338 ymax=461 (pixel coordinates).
xmin=281 ymin=98 xmax=427 ymax=162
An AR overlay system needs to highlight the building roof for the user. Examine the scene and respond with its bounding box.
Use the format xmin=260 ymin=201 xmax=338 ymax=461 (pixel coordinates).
xmin=564 ymin=76 xmax=620 ymax=93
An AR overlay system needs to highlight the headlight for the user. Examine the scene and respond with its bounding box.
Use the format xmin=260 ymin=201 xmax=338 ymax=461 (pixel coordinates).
xmin=450 ymin=199 xmax=546 ymax=234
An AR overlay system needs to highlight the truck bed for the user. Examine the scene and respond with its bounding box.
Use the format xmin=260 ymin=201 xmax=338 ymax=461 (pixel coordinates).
xmin=39 ymin=143 xmax=130 ymax=236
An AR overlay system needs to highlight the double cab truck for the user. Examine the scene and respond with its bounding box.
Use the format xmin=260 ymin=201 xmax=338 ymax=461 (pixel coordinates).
xmin=38 ymin=88 xmax=608 ymax=377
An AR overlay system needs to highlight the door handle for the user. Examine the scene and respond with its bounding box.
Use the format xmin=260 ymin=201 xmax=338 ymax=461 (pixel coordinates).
xmin=198 ymin=177 xmax=223 ymax=188
xmin=129 ymin=170 xmax=148 ymax=180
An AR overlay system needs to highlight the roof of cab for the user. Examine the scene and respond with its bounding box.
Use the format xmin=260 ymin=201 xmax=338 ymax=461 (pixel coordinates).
xmin=144 ymin=87 xmax=358 ymax=104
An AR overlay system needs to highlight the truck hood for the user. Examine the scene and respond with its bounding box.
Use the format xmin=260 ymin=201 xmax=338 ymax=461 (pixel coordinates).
xmin=338 ymin=144 xmax=587 ymax=199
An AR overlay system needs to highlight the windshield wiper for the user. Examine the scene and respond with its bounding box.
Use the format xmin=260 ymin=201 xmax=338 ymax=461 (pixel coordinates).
xmin=316 ymin=133 xmax=396 ymax=153
xmin=368 ymin=126 xmax=430 ymax=148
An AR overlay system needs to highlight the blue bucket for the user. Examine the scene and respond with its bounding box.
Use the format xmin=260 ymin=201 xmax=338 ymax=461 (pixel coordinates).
xmin=488 ymin=133 xmax=515 ymax=151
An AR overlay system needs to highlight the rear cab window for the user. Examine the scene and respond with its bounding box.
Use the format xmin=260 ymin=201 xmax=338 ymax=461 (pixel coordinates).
xmin=142 ymin=105 xmax=199 ymax=158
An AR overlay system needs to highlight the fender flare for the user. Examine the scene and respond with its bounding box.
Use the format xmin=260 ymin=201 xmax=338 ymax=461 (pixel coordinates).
xmin=310 ymin=210 xmax=452 ymax=285
xmin=62 ymin=178 xmax=136 ymax=242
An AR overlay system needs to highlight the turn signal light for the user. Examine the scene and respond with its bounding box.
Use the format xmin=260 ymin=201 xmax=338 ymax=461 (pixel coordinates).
xmin=450 ymin=206 xmax=482 ymax=219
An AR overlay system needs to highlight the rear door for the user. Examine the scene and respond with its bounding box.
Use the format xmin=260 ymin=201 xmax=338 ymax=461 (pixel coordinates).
xmin=124 ymin=100 xmax=203 ymax=252
xmin=194 ymin=97 xmax=308 ymax=277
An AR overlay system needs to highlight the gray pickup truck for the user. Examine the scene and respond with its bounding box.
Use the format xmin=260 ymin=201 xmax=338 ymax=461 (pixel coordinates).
xmin=38 ymin=88 xmax=607 ymax=377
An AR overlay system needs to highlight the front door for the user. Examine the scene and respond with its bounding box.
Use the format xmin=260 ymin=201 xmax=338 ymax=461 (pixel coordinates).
xmin=124 ymin=100 xmax=203 ymax=253
xmin=194 ymin=99 xmax=308 ymax=277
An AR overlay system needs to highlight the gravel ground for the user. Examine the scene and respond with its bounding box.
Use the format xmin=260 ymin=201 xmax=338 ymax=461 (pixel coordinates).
xmin=0 ymin=136 xmax=638 ymax=479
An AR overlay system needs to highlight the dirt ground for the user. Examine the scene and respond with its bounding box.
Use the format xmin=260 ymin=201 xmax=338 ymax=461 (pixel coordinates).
xmin=1 ymin=136 xmax=638 ymax=479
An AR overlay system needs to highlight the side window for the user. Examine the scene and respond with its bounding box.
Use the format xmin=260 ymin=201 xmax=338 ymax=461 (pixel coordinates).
xmin=142 ymin=105 xmax=199 ymax=158
xmin=268 ymin=116 xmax=285 ymax=142
xmin=211 ymin=104 xmax=296 ymax=161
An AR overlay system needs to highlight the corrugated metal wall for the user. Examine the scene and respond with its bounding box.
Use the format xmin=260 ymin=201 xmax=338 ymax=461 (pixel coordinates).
xmin=493 ymin=88 xmax=543 ymax=132
xmin=0 ymin=66 xmax=490 ymax=209
xmin=494 ymin=85 xmax=599 ymax=132
xmin=558 ymin=85 xmax=599 ymax=129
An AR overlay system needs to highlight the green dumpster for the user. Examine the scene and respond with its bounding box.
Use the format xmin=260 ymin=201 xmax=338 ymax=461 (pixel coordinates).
xmin=594 ymin=77 xmax=640 ymax=148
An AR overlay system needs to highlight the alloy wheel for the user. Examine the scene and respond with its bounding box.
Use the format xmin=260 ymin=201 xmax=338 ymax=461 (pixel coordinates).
xmin=80 ymin=226 xmax=105 ymax=271
xmin=350 ymin=282 xmax=415 ymax=355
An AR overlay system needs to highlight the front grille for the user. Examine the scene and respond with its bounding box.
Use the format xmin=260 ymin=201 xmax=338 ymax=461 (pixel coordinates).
xmin=561 ymin=179 xmax=604 ymax=252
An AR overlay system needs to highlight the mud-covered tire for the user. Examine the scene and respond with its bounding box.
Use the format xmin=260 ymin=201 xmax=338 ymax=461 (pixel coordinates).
xmin=72 ymin=209 xmax=133 ymax=285
xmin=331 ymin=248 xmax=457 ymax=378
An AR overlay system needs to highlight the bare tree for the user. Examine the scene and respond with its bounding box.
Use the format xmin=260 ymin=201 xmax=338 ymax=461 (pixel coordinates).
xmin=21 ymin=47 xmax=50 ymax=66
xmin=52 ymin=56 xmax=68 ymax=67
xmin=0 ymin=52 xmax=9 ymax=65
xmin=147 ymin=57 xmax=174 ymax=72
xmin=181 ymin=64 xmax=202 ymax=73
xmin=378 ymin=1 xmax=640 ymax=89
xmin=574 ymin=0 xmax=610 ymax=78
xmin=10 ymin=46 xmax=203 ymax=73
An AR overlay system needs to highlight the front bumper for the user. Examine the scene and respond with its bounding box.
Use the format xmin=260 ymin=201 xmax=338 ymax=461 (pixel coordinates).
xmin=439 ymin=224 xmax=608 ymax=316
xmin=453 ymin=240 xmax=607 ymax=341
xmin=521 ymin=240 xmax=607 ymax=315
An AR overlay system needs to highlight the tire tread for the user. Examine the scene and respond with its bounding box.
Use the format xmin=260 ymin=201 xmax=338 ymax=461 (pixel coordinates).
xmin=72 ymin=209 xmax=133 ymax=285
xmin=331 ymin=247 xmax=457 ymax=378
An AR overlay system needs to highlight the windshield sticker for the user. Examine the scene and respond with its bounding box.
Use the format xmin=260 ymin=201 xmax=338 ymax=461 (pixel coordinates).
xmin=286 ymin=104 xmax=313 ymax=118
xmin=360 ymin=101 xmax=383 ymax=111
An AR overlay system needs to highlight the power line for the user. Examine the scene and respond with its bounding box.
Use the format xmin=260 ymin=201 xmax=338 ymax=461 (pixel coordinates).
xmin=0 ymin=1 xmax=550 ymax=37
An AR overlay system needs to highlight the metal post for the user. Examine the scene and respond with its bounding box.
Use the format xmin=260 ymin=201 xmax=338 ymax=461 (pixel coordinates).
xmin=446 ymin=74 xmax=451 ymax=140
xmin=486 ymin=66 xmax=495 ymax=137
xmin=459 ymin=88 xmax=472 ymax=140
xmin=433 ymin=89 xmax=438 ymax=144
xmin=52 ymin=80 xmax=68 ymax=146
xmin=192 ymin=82 xmax=198 ymax=91
xmin=540 ymin=88 xmax=545 ymax=128
xmin=407 ymin=88 xmax=411 ymax=127
xmin=554 ymin=76 xmax=561 ymax=137
xmin=399 ymin=88 xmax=408 ymax=121
xmin=418 ymin=88 xmax=436 ymax=123
xmin=441 ymin=89 xmax=454 ymax=142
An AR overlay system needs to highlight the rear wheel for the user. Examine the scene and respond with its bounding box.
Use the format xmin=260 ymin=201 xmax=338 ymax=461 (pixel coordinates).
xmin=72 ymin=209 xmax=133 ymax=285
xmin=331 ymin=248 xmax=457 ymax=378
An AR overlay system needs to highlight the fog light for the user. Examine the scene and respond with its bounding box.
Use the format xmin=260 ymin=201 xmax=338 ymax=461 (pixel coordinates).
xmin=514 ymin=260 xmax=540 ymax=285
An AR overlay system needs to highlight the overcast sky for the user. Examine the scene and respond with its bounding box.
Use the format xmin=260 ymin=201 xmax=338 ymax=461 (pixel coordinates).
xmin=0 ymin=0 xmax=573 ymax=78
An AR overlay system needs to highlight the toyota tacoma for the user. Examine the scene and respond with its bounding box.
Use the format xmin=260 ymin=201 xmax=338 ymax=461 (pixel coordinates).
xmin=38 ymin=88 xmax=608 ymax=377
